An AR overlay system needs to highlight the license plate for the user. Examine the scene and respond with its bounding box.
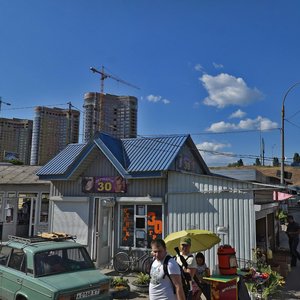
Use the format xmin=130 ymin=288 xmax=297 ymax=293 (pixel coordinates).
xmin=76 ymin=288 xmax=100 ymax=299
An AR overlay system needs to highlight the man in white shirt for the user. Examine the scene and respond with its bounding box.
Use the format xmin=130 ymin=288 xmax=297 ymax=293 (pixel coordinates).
xmin=149 ymin=239 xmax=185 ymax=300
xmin=176 ymin=237 xmax=197 ymax=300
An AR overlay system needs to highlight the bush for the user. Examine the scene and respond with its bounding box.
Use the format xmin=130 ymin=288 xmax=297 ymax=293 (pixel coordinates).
xmin=111 ymin=276 xmax=130 ymax=290
xmin=133 ymin=272 xmax=150 ymax=285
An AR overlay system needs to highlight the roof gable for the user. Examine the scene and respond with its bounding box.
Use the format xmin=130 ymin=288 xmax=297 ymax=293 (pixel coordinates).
xmin=37 ymin=133 xmax=210 ymax=180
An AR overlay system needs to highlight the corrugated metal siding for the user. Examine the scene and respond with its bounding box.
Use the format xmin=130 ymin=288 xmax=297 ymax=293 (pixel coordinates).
xmin=254 ymin=190 xmax=273 ymax=203
xmin=126 ymin=178 xmax=166 ymax=197
xmin=51 ymin=200 xmax=89 ymax=245
xmin=167 ymin=172 xmax=256 ymax=270
xmin=50 ymin=151 xmax=167 ymax=197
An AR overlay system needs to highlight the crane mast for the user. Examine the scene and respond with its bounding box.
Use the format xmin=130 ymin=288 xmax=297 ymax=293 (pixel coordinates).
xmin=89 ymin=66 xmax=139 ymax=139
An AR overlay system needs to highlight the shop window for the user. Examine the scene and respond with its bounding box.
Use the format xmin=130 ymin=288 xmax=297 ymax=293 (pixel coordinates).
xmin=119 ymin=204 xmax=162 ymax=249
xmin=40 ymin=194 xmax=49 ymax=223
xmin=5 ymin=199 xmax=15 ymax=223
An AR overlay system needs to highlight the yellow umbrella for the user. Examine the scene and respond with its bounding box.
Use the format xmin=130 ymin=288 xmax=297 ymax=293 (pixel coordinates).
xmin=164 ymin=229 xmax=221 ymax=255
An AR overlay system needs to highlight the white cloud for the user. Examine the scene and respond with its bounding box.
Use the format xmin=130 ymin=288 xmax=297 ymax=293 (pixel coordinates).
xmin=200 ymin=73 xmax=263 ymax=108
xmin=196 ymin=141 xmax=235 ymax=166
xmin=194 ymin=64 xmax=204 ymax=72
xmin=147 ymin=94 xmax=171 ymax=104
xmin=212 ymin=62 xmax=224 ymax=69
xmin=206 ymin=116 xmax=278 ymax=132
xmin=229 ymin=109 xmax=246 ymax=119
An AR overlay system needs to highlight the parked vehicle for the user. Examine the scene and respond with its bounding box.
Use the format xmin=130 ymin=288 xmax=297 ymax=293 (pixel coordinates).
xmin=0 ymin=234 xmax=111 ymax=300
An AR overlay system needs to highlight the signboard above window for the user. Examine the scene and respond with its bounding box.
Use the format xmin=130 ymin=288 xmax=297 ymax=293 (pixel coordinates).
xmin=82 ymin=176 xmax=127 ymax=193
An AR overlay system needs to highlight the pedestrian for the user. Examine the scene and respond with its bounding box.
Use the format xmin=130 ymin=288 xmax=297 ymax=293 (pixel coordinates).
xmin=286 ymin=215 xmax=300 ymax=267
xmin=176 ymin=237 xmax=197 ymax=300
xmin=149 ymin=239 xmax=185 ymax=300
xmin=194 ymin=252 xmax=211 ymax=300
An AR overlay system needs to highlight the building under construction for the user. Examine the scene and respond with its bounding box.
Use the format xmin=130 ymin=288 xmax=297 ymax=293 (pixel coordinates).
xmin=0 ymin=118 xmax=33 ymax=164
xmin=30 ymin=106 xmax=80 ymax=166
xmin=83 ymin=92 xmax=138 ymax=142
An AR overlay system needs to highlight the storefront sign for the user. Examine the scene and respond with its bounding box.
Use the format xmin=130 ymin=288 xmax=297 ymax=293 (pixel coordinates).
xmin=82 ymin=176 xmax=126 ymax=193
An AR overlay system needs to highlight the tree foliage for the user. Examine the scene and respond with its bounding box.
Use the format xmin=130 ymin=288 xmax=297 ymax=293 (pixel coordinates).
xmin=273 ymin=157 xmax=280 ymax=167
xmin=293 ymin=153 xmax=300 ymax=163
xmin=254 ymin=158 xmax=261 ymax=166
xmin=228 ymin=159 xmax=244 ymax=167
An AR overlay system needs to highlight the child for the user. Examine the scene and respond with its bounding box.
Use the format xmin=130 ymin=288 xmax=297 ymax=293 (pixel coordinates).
xmin=195 ymin=252 xmax=210 ymax=300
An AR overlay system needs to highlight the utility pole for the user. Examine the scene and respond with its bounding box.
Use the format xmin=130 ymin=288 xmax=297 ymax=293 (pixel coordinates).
xmin=0 ymin=97 xmax=11 ymax=115
xmin=67 ymin=101 xmax=72 ymax=144
xmin=281 ymin=81 xmax=300 ymax=185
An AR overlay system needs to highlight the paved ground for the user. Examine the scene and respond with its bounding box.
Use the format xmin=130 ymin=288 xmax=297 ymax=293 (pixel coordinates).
xmin=101 ymin=206 xmax=300 ymax=299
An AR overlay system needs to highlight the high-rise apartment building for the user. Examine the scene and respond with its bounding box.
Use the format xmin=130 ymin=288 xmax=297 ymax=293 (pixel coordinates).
xmin=0 ymin=118 xmax=33 ymax=164
xmin=30 ymin=106 xmax=80 ymax=166
xmin=83 ymin=92 xmax=138 ymax=142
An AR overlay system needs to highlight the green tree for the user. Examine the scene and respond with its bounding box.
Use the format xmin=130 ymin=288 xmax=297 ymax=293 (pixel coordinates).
xmin=237 ymin=159 xmax=244 ymax=167
xmin=273 ymin=157 xmax=280 ymax=167
xmin=228 ymin=159 xmax=244 ymax=167
xmin=293 ymin=153 xmax=300 ymax=163
xmin=254 ymin=158 xmax=261 ymax=166
xmin=4 ymin=159 xmax=23 ymax=165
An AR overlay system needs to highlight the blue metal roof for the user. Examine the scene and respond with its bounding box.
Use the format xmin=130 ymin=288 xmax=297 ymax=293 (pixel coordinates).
xmin=37 ymin=133 xmax=209 ymax=179
xmin=122 ymin=135 xmax=188 ymax=172
xmin=36 ymin=143 xmax=91 ymax=176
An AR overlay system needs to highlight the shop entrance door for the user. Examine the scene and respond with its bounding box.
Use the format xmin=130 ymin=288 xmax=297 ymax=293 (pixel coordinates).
xmin=16 ymin=195 xmax=37 ymax=237
xmin=28 ymin=198 xmax=37 ymax=237
xmin=92 ymin=198 xmax=114 ymax=267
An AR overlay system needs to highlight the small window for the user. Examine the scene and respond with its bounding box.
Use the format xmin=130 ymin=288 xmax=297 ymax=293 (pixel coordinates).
xmin=8 ymin=249 xmax=25 ymax=272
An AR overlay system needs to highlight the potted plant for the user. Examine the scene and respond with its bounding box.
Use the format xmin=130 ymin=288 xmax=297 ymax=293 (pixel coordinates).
xmin=131 ymin=272 xmax=150 ymax=293
xmin=110 ymin=276 xmax=130 ymax=299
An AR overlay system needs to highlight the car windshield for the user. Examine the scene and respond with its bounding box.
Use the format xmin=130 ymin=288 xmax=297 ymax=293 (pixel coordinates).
xmin=34 ymin=247 xmax=95 ymax=277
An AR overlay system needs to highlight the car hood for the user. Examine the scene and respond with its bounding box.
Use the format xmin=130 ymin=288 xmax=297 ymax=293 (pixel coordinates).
xmin=37 ymin=269 xmax=109 ymax=291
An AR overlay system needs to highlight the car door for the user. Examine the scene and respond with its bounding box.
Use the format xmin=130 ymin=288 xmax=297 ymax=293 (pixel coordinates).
xmin=0 ymin=245 xmax=12 ymax=298
xmin=1 ymin=248 xmax=26 ymax=300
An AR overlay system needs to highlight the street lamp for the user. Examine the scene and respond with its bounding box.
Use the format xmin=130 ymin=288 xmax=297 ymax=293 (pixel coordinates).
xmin=281 ymin=81 xmax=300 ymax=185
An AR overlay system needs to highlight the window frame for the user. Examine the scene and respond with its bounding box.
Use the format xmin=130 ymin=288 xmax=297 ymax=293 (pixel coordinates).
xmin=118 ymin=203 xmax=163 ymax=249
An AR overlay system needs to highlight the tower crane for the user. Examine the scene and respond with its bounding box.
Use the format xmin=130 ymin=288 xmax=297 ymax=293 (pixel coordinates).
xmin=0 ymin=97 xmax=11 ymax=115
xmin=89 ymin=66 xmax=140 ymax=94
xmin=88 ymin=66 xmax=140 ymax=140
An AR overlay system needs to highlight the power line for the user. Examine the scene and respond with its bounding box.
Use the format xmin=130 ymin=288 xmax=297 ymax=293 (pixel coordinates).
xmin=140 ymin=128 xmax=280 ymax=137
xmin=285 ymin=119 xmax=300 ymax=130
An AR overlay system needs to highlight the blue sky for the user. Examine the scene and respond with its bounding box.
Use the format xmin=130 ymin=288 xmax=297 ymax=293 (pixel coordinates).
xmin=1 ymin=0 xmax=300 ymax=166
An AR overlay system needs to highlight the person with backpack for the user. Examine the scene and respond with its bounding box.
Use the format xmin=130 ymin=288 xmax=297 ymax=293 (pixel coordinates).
xmin=149 ymin=239 xmax=185 ymax=300
xmin=175 ymin=237 xmax=197 ymax=300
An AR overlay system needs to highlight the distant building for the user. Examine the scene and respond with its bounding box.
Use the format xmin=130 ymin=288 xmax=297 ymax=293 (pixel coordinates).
xmin=0 ymin=118 xmax=33 ymax=164
xmin=83 ymin=92 xmax=137 ymax=142
xmin=30 ymin=106 xmax=80 ymax=166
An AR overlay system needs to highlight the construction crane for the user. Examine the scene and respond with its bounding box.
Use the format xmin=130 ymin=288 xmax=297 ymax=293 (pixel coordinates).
xmin=89 ymin=66 xmax=140 ymax=140
xmin=0 ymin=97 xmax=11 ymax=115
xmin=89 ymin=66 xmax=140 ymax=94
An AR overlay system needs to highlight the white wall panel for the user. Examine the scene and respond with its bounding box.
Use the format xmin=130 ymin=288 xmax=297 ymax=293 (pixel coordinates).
xmin=167 ymin=172 xmax=256 ymax=270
